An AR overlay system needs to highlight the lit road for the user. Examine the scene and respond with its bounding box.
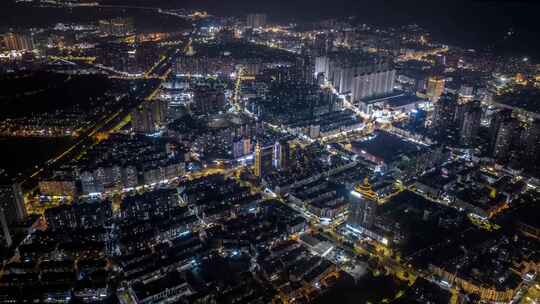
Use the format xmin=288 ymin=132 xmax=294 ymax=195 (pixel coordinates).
xmin=232 ymin=67 xmax=245 ymax=111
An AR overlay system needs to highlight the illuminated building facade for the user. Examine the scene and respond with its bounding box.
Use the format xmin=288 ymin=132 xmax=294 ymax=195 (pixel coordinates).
xmin=274 ymin=139 xmax=291 ymax=171
xmin=431 ymin=94 xmax=457 ymax=135
xmin=347 ymin=177 xmax=378 ymax=230
xmin=426 ymin=76 xmax=445 ymax=102
xmin=3 ymin=32 xmax=34 ymax=51
xmin=254 ymin=142 xmax=273 ymax=177
xmin=39 ymin=180 xmax=77 ymax=197
xmin=132 ymin=100 xmax=168 ymax=134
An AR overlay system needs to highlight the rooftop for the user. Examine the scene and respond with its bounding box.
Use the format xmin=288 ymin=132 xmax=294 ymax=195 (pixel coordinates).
xmin=351 ymin=131 xmax=423 ymax=164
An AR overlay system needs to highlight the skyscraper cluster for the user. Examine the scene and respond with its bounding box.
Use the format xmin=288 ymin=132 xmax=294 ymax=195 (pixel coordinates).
xmin=315 ymin=53 xmax=395 ymax=102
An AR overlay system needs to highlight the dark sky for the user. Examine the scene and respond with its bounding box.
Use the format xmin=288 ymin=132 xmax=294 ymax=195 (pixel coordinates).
xmin=3 ymin=0 xmax=540 ymax=58
xmin=101 ymin=0 xmax=540 ymax=58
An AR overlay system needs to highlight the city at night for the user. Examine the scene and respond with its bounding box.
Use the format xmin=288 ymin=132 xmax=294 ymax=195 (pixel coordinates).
xmin=0 ymin=0 xmax=540 ymax=303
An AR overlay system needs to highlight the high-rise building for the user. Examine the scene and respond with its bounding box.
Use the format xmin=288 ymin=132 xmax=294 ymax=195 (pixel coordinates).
xmin=216 ymin=28 xmax=236 ymax=43
xmin=122 ymin=166 xmax=139 ymax=189
xmin=317 ymin=53 xmax=392 ymax=96
xmin=132 ymin=100 xmax=168 ymax=134
xmin=193 ymin=84 xmax=226 ymax=115
xmin=246 ymin=14 xmax=267 ymax=28
xmin=338 ymin=66 xmax=359 ymax=93
xmin=254 ymin=142 xmax=273 ymax=177
xmin=488 ymin=109 xmax=512 ymax=153
xmin=492 ymin=117 xmax=520 ymax=160
xmin=295 ymin=55 xmax=315 ymax=84
xmin=458 ymin=85 xmax=474 ymax=98
xmin=431 ymin=93 xmax=457 ymax=134
xmin=98 ymin=17 xmax=135 ymax=37
xmin=45 ymin=201 xmax=112 ymax=232
xmin=268 ymin=59 xmax=315 ymax=85
xmin=3 ymin=32 xmax=34 ymax=51
xmin=174 ymin=56 xmax=208 ymax=76
xmin=0 ymin=212 xmax=11 ymax=248
xmin=244 ymin=61 xmax=264 ymax=77
xmin=350 ymin=61 xmax=395 ymax=103
xmin=426 ymin=76 xmax=445 ymax=102
xmin=95 ymin=165 xmax=123 ymax=192
xmin=315 ymin=56 xmax=330 ymax=78
xmin=131 ymin=106 xmax=153 ymax=134
xmin=243 ymin=138 xmax=252 ymax=156
xmin=269 ymin=66 xmax=298 ymax=84
xmin=453 ymin=99 xmax=470 ymax=128
xmin=435 ymin=54 xmax=446 ymax=66
xmin=347 ymin=177 xmax=378 ymax=229
xmin=460 ymin=102 xmax=482 ymax=146
xmin=233 ymin=139 xmax=244 ymax=159
xmin=39 ymin=179 xmax=77 ymax=197
xmin=274 ymin=139 xmax=291 ymax=171
xmin=80 ymin=171 xmax=104 ymax=195
xmin=0 ymin=182 xmax=26 ymax=247
xmin=0 ymin=183 xmax=26 ymax=225
xmin=522 ymin=119 xmax=540 ymax=164
xmin=233 ymin=137 xmax=251 ymax=159
xmin=312 ymin=34 xmax=332 ymax=57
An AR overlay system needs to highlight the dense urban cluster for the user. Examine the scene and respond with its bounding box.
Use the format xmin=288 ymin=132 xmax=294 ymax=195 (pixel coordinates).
xmin=0 ymin=0 xmax=540 ymax=303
